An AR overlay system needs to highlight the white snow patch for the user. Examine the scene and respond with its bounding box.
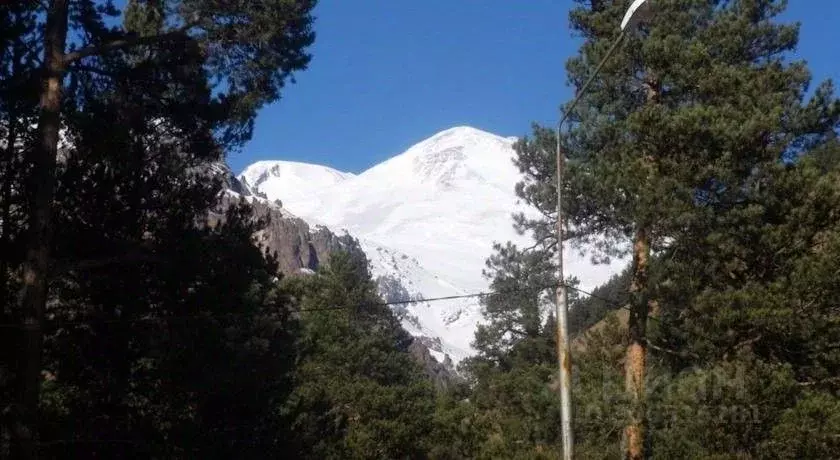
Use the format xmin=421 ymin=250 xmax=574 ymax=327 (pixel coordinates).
xmin=239 ymin=160 xmax=354 ymax=206
xmin=429 ymin=349 xmax=447 ymax=364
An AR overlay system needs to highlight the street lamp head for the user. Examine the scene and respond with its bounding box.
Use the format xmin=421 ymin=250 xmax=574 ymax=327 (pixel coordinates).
xmin=620 ymin=0 xmax=653 ymax=31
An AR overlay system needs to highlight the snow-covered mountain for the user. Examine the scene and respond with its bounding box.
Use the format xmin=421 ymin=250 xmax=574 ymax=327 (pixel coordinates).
xmin=240 ymin=160 xmax=355 ymax=207
xmin=239 ymin=126 xmax=625 ymax=364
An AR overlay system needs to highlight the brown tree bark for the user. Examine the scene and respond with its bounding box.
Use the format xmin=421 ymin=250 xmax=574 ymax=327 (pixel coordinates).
xmin=622 ymin=69 xmax=659 ymax=460
xmin=12 ymin=1 xmax=69 ymax=458
xmin=623 ymin=226 xmax=650 ymax=460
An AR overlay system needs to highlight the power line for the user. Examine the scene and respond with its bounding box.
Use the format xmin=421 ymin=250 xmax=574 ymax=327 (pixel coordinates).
xmin=0 ymin=280 xmax=712 ymax=349
xmin=0 ymin=281 xmax=580 ymax=328
xmin=0 ymin=278 xmax=723 ymax=360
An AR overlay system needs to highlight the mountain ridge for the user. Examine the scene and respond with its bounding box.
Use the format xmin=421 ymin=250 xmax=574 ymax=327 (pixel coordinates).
xmin=239 ymin=160 xmax=355 ymax=208
xmin=238 ymin=125 xmax=626 ymax=364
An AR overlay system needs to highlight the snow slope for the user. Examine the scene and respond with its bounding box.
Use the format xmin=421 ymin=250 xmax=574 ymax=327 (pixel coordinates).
xmin=239 ymin=160 xmax=355 ymax=205
xmin=240 ymin=126 xmax=625 ymax=364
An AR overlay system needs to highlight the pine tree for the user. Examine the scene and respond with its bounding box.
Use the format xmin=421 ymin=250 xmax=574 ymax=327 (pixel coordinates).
xmin=282 ymin=250 xmax=437 ymax=459
xmin=0 ymin=2 xmax=45 ymax=454
xmin=28 ymin=28 xmax=302 ymax=452
xmin=503 ymin=1 xmax=838 ymax=456
xmin=647 ymin=138 xmax=840 ymax=458
xmin=8 ymin=1 xmax=316 ymax=455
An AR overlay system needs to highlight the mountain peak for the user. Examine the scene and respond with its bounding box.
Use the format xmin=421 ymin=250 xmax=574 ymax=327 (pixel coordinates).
xmin=238 ymin=160 xmax=354 ymax=207
xmin=241 ymin=160 xmax=353 ymax=181
xmin=381 ymin=126 xmax=516 ymax=187
xmin=410 ymin=126 xmax=511 ymax=154
xmin=347 ymin=126 xmax=516 ymax=188
xmin=430 ymin=125 xmax=496 ymax=138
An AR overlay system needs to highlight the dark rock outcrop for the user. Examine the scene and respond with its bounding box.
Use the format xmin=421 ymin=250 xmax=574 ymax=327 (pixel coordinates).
xmin=213 ymin=191 xmax=363 ymax=275
xmin=408 ymin=338 xmax=462 ymax=390
xmin=207 ymin=162 xmax=363 ymax=275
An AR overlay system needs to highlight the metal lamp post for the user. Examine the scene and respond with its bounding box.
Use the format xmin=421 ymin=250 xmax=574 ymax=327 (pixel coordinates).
xmin=554 ymin=1 xmax=653 ymax=459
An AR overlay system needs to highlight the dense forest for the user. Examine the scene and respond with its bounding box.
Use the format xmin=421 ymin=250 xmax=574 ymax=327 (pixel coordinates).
xmin=1 ymin=0 xmax=839 ymax=458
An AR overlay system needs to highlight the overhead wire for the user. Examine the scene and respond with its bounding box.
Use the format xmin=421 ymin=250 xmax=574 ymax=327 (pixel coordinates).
xmin=5 ymin=268 xmax=733 ymax=352
xmin=0 ymin=280 xmax=637 ymax=327
xmin=0 ymin=278 xmax=722 ymax=352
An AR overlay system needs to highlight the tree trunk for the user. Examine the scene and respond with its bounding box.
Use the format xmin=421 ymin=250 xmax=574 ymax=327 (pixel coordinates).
xmin=1 ymin=101 xmax=18 ymax=315
xmin=13 ymin=1 xmax=69 ymax=458
xmin=622 ymin=68 xmax=659 ymax=460
xmin=0 ymin=69 xmax=18 ymax=460
xmin=1 ymin=7 xmax=26 ymax=319
xmin=624 ymin=226 xmax=650 ymax=460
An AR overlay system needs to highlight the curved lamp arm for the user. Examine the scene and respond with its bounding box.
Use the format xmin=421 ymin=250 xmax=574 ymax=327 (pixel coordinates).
xmin=621 ymin=0 xmax=653 ymax=31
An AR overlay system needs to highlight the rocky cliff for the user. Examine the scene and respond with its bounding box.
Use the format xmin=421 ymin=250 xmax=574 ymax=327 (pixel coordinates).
xmin=208 ymin=162 xmax=363 ymax=275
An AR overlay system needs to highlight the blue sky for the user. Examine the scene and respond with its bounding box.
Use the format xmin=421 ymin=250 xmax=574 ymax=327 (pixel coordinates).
xmin=228 ymin=0 xmax=840 ymax=175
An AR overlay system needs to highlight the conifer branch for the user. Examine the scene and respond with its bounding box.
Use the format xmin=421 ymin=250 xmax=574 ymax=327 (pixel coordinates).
xmin=62 ymin=20 xmax=200 ymax=66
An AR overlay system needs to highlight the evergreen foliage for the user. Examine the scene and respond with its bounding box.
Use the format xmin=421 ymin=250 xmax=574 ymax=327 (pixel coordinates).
xmin=465 ymin=0 xmax=840 ymax=458
xmin=281 ymin=251 xmax=437 ymax=459
xmin=1 ymin=0 xmax=317 ymax=456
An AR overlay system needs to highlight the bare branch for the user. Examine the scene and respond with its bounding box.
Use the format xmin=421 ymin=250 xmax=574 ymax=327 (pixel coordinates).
xmin=53 ymin=253 xmax=164 ymax=275
xmin=522 ymin=234 xmax=556 ymax=254
xmin=68 ymin=63 xmax=118 ymax=77
xmin=797 ymin=376 xmax=840 ymax=387
xmin=647 ymin=340 xmax=699 ymax=360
